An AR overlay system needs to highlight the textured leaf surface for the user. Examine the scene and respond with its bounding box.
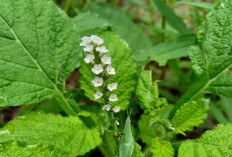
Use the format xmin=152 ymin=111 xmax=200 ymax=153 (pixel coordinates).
xmin=131 ymin=143 xmax=144 ymax=157
xmin=83 ymin=3 xmax=153 ymax=66
xmin=0 ymin=112 xmax=102 ymax=156
xmin=0 ymin=0 xmax=81 ymax=115
xmin=80 ymin=31 xmax=136 ymax=109
xmin=171 ymin=0 xmax=232 ymax=117
xmin=136 ymin=71 xmax=158 ymax=110
xmin=119 ymin=117 xmax=135 ymax=157
xmin=151 ymin=137 xmax=174 ymax=157
xmin=172 ymin=100 xmax=209 ymax=134
xmin=179 ymin=124 xmax=232 ymax=157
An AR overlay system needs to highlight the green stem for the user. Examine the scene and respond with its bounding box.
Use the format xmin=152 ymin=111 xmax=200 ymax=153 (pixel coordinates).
xmin=64 ymin=0 xmax=72 ymax=13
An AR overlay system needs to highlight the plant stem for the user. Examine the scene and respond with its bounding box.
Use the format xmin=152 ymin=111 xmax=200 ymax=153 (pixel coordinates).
xmin=64 ymin=0 xmax=72 ymax=13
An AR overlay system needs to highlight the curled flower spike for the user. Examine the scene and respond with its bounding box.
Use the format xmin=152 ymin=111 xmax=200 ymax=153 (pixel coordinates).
xmin=80 ymin=36 xmax=91 ymax=46
xmin=96 ymin=46 xmax=108 ymax=53
xmin=101 ymin=55 xmax=111 ymax=65
xmin=94 ymin=91 xmax=103 ymax=99
xmin=115 ymin=120 xmax=120 ymax=126
xmin=107 ymin=83 xmax=118 ymax=91
xmin=112 ymin=106 xmax=120 ymax=113
xmin=107 ymin=65 xmax=116 ymax=75
xmin=84 ymin=45 xmax=94 ymax=52
xmin=102 ymin=105 xmax=111 ymax=111
xmin=92 ymin=77 xmax=104 ymax=87
xmin=91 ymin=35 xmax=104 ymax=45
xmin=84 ymin=54 xmax=95 ymax=63
xmin=109 ymin=94 xmax=118 ymax=102
xmin=92 ymin=64 xmax=103 ymax=75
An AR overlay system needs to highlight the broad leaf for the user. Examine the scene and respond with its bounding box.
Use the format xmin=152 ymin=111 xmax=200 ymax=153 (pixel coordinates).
xmin=83 ymin=3 xmax=153 ymax=66
xmin=0 ymin=0 xmax=81 ymax=115
xmin=151 ymin=137 xmax=174 ymax=157
xmin=172 ymin=100 xmax=209 ymax=134
xmin=136 ymin=70 xmax=159 ymax=110
xmin=80 ymin=31 xmax=136 ymax=110
xmin=171 ymin=0 xmax=232 ymax=117
xmin=179 ymin=124 xmax=232 ymax=157
xmin=0 ymin=112 xmax=102 ymax=156
xmin=119 ymin=117 xmax=134 ymax=157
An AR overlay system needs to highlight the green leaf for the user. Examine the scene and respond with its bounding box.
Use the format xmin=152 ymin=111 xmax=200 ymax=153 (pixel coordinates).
xmin=175 ymin=1 xmax=215 ymax=10
xmin=0 ymin=0 xmax=81 ymax=115
xmin=179 ymin=124 xmax=232 ymax=157
xmin=151 ymin=137 xmax=174 ymax=157
xmin=119 ymin=117 xmax=135 ymax=157
xmin=131 ymin=143 xmax=145 ymax=157
xmin=172 ymin=100 xmax=209 ymax=134
xmin=73 ymin=11 xmax=112 ymax=33
xmin=154 ymin=0 xmax=189 ymax=34
xmin=137 ymin=35 xmax=196 ymax=66
xmin=0 ymin=112 xmax=102 ymax=156
xmin=136 ymin=70 xmax=159 ymax=110
xmin=171 ymin=0 xmax=232 ymax=117
xmin=80 ymin=31 xmax=136 ymax=110
xmin=83 ymin=3 xmax=153 ymax=66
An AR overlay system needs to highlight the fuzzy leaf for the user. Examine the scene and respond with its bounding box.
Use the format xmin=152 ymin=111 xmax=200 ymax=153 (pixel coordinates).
xmin=179 ymin=124 xmax=232 ymax=157
xmin=80 ymin=31 xmax=136 ymax=110
xmin=172 ymin=100 xmax=209 ymax=134
xmin=136 ymin=70 xmax=159 ymax=110
xmin=151 ymin=137 xmax=174 ymax=157
xmin=131 ymin=143 xmax=145 ymax=157
xmin=171 ymin=0 xmax=232 ymax=117
xmin=0 ymin=0 xmax=81 ymax=115
xmin=0 ymin=112 xmax=102 ymax=156
xmin=119 ymin=117 xmax=135 ymax=157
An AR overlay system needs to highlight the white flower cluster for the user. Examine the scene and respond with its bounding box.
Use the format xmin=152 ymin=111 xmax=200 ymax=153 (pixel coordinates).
xmin=80 ymin=35 xmax=120 ymax=114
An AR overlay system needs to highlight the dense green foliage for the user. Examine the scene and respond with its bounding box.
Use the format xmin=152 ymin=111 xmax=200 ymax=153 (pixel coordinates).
xmin=0 ymin=0 xmax=232 ymax=157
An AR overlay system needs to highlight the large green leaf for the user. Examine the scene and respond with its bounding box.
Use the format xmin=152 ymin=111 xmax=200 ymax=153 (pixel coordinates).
xmin=80 ymin=31 xmax=136 ymax=110
xmin=172 ymin=100 xmax=209 ymax=134
xmin=0 ymin=0 xmax=81 ymax=115
xmin=179 ymin=124 xmax=232 ymax=157
xmin=83 ymin=3 xmax=153 ymax=66
xmin=151 ymin=137 xmax=174 ymax=157
xmin=0 ymin=112 xmax=102 ymax=156
xmin=171 ymin=0 xmax=232 ymax=117
xmin=119 ymin=117 xmax=135 ymax=157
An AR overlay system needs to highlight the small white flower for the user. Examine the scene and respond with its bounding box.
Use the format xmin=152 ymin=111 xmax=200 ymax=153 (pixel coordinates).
xmin=84 ymin=45 xmax=94 ymax=52
xmin=109 ymin=94 xmax=118 ymax=102
xmin=92 ymin=64 xmax=103 ymax=75
xmin=115 ymin=120 xmax=120 ymax=125
xmin=101 ymin=55 xmax=111 ymax=64
xmin=84 ymin=54 xmax=95 ymax=63
xmin=80 ymin=36 xmax=91 ymax=46
xmin=96 ymin=46 xmax=108 ymax=53
xmin=94 ymin=91 xmax=103 ymax=99
xmin=92 ymin=77 xmax=104 ymax=87
xmin=102 ymin=105 xmax=111 ymax=111
xmin=107 ymin=65 xmax=116 ymax=75
xmin=112 ymin=106 xmax=120 ymax=113
xmin=90 ymin=35 xmax=104 ymax=45
xmin=107 ymin=83 xmax=118 ymax=91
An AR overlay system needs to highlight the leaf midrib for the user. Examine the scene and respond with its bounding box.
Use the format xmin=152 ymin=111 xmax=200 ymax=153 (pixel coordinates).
xmin=0 ymin=14 xmax=76 ymax=115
